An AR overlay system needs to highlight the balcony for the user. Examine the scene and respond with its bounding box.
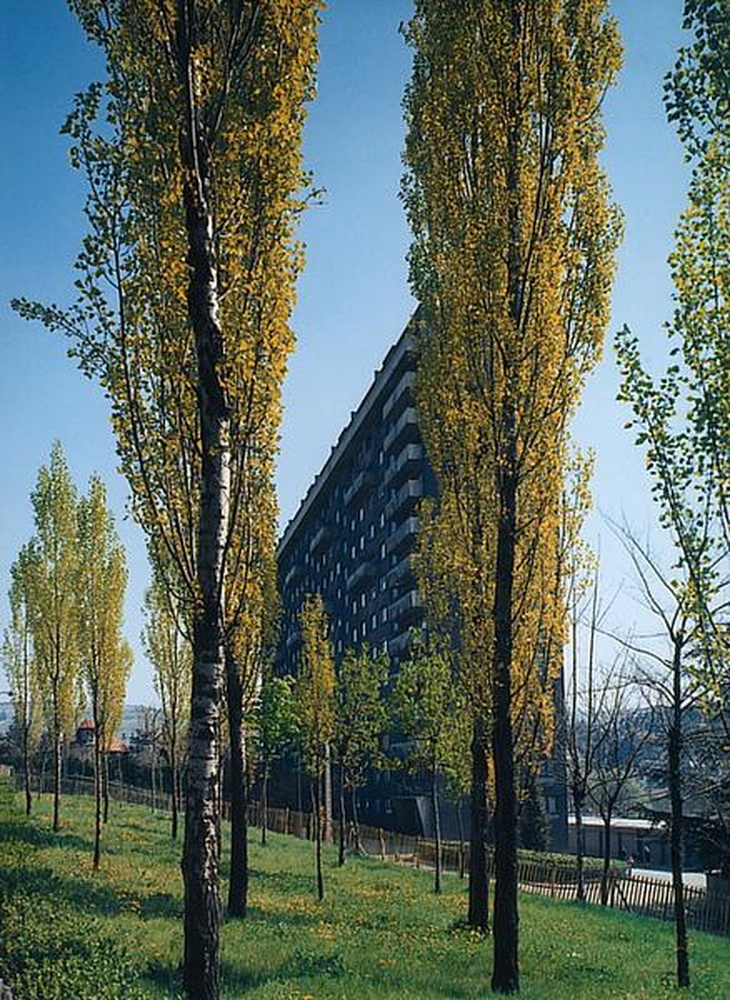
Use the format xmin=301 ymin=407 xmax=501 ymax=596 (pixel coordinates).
xmin=382 ymin=370 xmax=416 ymax=422
xmin=387 ymin=516 xmax=419 ymax=556
xmin=383 ymin=407 xmax=419 ymax=455
xmin=390 ymin=589 xmax=421 ymax=626
xmin=345 ymin=560 xmax=376 ymax=593
xmin=385 ymin=478 xmax=424 ymax=522
xmin=309 ymin=524 xmax=330 ymax=555
xmin=344 ymin=470 xmax=374 ymax=508
xmin=283 ymin=562 xmax=301 ymax=588
xmin=387 ymin=631 xmax=412 ymax=659
xmin=384 ymin=443 xmax=424 ymax=487
xmin=388 ymin=556 xmax=414 ymax=587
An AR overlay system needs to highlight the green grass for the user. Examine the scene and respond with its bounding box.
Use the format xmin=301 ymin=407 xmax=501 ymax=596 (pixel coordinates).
xmin=1 ymin=782 xmax=728 ymax=999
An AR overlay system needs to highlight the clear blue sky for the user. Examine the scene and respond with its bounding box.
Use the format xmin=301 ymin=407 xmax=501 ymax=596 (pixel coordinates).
xmin=1 ymin=1 xmax=688 ymax=703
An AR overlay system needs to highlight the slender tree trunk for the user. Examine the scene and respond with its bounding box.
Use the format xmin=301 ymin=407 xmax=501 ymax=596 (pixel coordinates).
xmin=226 ymin=651 xmax=249 ymax=918
xmin=52 ymin=716 xmax=62 ymax=833
xmin=432 ymin=764 xmax=442 ymax=895
xmin=468 ymin=714 xmax=490 ymax=931
xmin=352 ymin=787 xmax=363 ymax=854
xmin=312 ymin=774 xmax=324 ymax=901
xmin=669 ymin=635 xmax=690 ymax=988
xmin=574 ymin=791 xmax=586 ymax=902
xmin=151 ymin=747 xmax=157 ymax=813
xmin=600 ymin=810 xmax=613 ymax=906
xmin=176 ymin=3 xmax=231 ymax=993
xmin=23 ymin=724 xmax=32 ymax=816
xmin=171 ymin=746 xmax=179 ymax=840
xmin=338 ymin=764 xmax=347 ymax=867
xmin=93 ymin=738 xmax=102 ymax=870
xmin=260 ymin=770 xmax=267 ymax=845
xmin=103 ymin=752 xmax=110 ymax=824
xmin=491 ymin=457 xmax=519 ymax=994
xmin=324 ymin=744 xmax=333 ymax=844
xmin=457 ymin=799 xmax=466 ymax=879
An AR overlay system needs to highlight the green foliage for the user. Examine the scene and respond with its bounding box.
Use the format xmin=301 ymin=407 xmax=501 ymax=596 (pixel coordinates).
xmin=252 ymin=671 xmax=299 ymax=769
xmin=333 ymin=645 xmax=389 ymax=791
xmin=297 ymin=594 xmax=336 ymax=780
xmin=391 ymin=633 xmax=467 ymax=782
xmin=616 ymin=0 xmax=728 ymax=688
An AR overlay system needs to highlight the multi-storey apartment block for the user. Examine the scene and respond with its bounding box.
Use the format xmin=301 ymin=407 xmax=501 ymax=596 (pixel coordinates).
xmin=277 ymin=313 xmax=568 ymax=847
xmin=278 ymin=314 xmax=434 ymax=676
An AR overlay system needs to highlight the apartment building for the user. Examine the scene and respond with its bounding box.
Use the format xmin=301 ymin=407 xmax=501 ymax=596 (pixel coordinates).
xmin=276 ymin=313 xmax=567 ymax=847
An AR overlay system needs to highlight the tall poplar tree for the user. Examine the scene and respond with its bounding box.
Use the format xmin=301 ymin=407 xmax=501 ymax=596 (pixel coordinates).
xmin=403 ymin=3 xmax=621 ymax=991
xmin=26 ymin=442 xmax=82 ymax=833
xmin=78 ymin=475 xmax=132 ymax=868
xmin=615 ymin=2 xmax=728 ymax=985
xmin=14 ymin=4 xmax=319 ymax=995
xmin=2 ymin=544 xmax=43 ymax=816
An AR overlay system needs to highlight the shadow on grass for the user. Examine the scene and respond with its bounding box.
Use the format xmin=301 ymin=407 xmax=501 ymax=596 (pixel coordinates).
xmin=0 ymin=864 xmax=123 ymax=917
xmin=141 ymin=892 xmax=181 ymax=920
xmin=0 ymin=817 xmax=92 ymax=853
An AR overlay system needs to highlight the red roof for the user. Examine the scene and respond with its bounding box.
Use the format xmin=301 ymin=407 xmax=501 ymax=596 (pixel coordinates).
xmin=79 ymin=719 xmax=95 ymax=730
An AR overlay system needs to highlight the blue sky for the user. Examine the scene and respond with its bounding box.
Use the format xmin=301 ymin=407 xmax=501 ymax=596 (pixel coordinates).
xmin=1 ymin=1 xmax=688 ymax=703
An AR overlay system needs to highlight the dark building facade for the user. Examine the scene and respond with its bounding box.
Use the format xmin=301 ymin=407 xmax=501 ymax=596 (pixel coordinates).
xmin=278 ymin=315 xmax=433 ymax=675
xmin=277 ymin=314 xmax=568 ymax=848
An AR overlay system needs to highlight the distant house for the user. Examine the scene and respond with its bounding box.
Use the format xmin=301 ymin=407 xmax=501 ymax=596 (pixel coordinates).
xmin=72 ymin=720 xmax=128 ymax=755
xmin=74 ymin=719 xmax=96 ymax=747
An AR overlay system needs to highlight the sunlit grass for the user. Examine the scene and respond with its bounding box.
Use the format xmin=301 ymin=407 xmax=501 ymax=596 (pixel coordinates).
xmin=1 ymin=782 xmax=728 ymax=998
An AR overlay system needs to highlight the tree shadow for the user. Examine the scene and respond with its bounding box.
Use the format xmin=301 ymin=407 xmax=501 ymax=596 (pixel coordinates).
xmin=0 ymin=818 xmax=92 ymax=853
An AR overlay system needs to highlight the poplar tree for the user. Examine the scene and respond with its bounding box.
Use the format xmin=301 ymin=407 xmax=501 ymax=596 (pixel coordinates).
xmin=403 ymin=3 xmax=621 ymax=991
xmin=298 ymin=594 xmax=335 ymax=902
xmin=253 ymin=670 xmax=298 ymax=846
xmin=332 ymin=644 xmax=388 ymax=865
xmin=614 ymin=4 xmax=728 ymax=984
xmin=2 ymin=544 xmax=43 ymax=816
xmin=143 ymin=563 xmax=191 ymax=842
xmin=26 ymin=442 xmax=82 ymax=833
xmin=393 ymin=634 xmax=465 ymax=895
xmin=78 ymin=475 xmax=132 ymax=867
xmin=14 ymin=4 xmax=318 ymax=995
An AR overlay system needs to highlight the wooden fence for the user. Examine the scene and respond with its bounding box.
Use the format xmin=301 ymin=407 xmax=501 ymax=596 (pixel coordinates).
xmin=18 ymin=773 xmax=730 ymax=938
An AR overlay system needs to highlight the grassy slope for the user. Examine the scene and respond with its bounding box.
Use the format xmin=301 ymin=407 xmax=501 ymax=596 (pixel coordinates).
xmin=1 ymin=783 xmax=728 ymax=999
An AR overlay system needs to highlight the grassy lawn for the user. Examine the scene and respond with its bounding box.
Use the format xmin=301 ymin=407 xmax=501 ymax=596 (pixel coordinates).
xmin=1 ymin=781 xmax=728 ymax=999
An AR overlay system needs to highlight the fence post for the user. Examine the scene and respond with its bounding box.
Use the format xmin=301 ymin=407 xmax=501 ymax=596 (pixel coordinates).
xmin=379 ymin=828 xmax=386 ymax=861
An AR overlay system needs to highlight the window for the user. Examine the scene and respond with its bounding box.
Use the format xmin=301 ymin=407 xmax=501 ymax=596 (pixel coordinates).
xmin=381 ymin=607 xmax=388 ymax=623
xmin=371 ymin=614 xmax=377 ymax=630
xmin=360 ymin=592 xmax=366 ymax=608
xmin=380 ymin=542 xmax=386 ymax=559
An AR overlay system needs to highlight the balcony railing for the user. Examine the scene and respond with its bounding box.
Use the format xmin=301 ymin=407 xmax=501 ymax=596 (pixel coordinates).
xmin=382 ymin=370 xmax=415 ymax=421
xmin=387 ymin=516 xmax=419 ymax=556
xmin=384 ymin=443 xmax=424 ymax=487
xmin=383 ymin=407 xmax=419 ymax=454
xmin=385 ymin=477 xmax=424 ymax=522
xmin=388 ymin=555 xmax=414 ymax=587
xmin=345 ymin=560 xmax=376 ymax=593
xmin=344 ymin=470 xmax=374 ymax=508
xmin=390 ymin=589 xmax=421 ymax=625
xmin=309 ymin=524 xmax=330 ymax=554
